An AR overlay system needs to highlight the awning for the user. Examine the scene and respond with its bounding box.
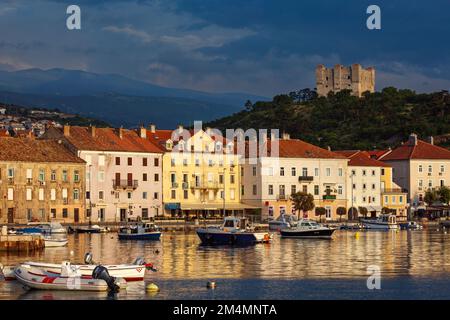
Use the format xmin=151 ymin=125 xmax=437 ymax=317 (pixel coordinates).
xmin=366 ymin=205 xmax=382 ymax=212
xmin=180 ymin=203 xmax=260 ymax=210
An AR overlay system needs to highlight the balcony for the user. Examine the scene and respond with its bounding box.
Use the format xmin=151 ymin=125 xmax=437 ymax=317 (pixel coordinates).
xmin=190 ymin=180 xmax=220 ymax=190
xmin=112 ymin=179 xmax=139 ymax=190
xmin=322 ymin=194 xmax=336 ymax=200
xmin=277 ymin=194 xmax=288 ymax=201
xmin=182 ymin=182 xmax=189 ymax=189
xmin=7 ymin=177 xmax=14 ymax=185
xmin=298 ymin=175 xmax=314 ymax=182
xmin=382 ymin=188 xmax=407 ymax=194
xmin=171 ymin=182 xmax=179 ymax=188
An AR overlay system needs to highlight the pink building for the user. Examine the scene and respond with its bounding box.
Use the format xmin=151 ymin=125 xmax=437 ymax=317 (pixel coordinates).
xmin=43 ymin=125 xmax=163 ymax=222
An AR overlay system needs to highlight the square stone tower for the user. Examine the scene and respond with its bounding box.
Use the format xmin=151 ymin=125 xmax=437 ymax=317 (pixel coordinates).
xmin=316 ymin=64 xmax=375 ymax=97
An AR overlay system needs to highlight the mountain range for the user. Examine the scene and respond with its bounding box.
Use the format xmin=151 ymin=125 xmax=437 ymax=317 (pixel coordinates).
xmin=0 ymin=68 xmax=267 ymax=128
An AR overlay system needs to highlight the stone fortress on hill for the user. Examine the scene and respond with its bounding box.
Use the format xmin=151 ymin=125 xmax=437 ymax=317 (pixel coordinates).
xmin=316 ymin=64 xmax=375 ymax=97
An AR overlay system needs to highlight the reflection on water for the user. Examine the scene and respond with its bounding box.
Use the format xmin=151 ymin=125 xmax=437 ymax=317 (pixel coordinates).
xmin=2 ymin=229 xmax=450 ymax=299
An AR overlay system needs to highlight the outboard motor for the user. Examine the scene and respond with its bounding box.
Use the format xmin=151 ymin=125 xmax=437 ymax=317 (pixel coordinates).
xmin=92 ymin=265 xmax=119 ymax=293
xmin=133 ymin=257 xmax=145 ymax=266
xmin=84 ymin=252 xmax=94 ymax=265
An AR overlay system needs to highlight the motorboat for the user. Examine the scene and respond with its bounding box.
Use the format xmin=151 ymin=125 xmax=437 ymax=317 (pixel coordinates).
xmin=268 ymin=213 xmax=298 ymax=231
xmin=196 ymin=216 xmax=272 ymax=245
xmin=74 ymin=224 xmax=109 ymax=234
xmin=118 ymin=223 xmax=162 ymax=240
xmin=361 ymin=214 xmax=398 ymax=230
xmin=14 ymin=262 xmax=126 ymax=292
xmin=0 ymin=264 xmax=16 ymax=280
xmin=44 ymin=237 xmax=68 ymax=247
xmin=280 ymin=219 xmax=336 ymax=239
xmin=399 ymin=221 xmax=423 ymax=230
xmin=20 ymin=222 xmax=67 ymax=234
xmin=339 ymin=223 xmax=367 ymax=230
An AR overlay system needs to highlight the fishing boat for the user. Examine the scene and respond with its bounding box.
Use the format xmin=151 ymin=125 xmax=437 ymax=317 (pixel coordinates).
xmin=20 ymin=222 xmax=67 ymax=235
xmin=118 ymin=222 xmax=162 ymax=240
xmin=44 ymin=237 xmax=68 ymax=247
xmin=280 ymin=219 xmax=336 ymax=239
xmin=268 ymin=213 xmax=298 ymax=231
xmin=14 ymin=262 xmax=126 ymax=292
xmin=196 ymin=216 xmax=272 ymax=245
xmin=361 ymin=214 xmax=398 ymax=230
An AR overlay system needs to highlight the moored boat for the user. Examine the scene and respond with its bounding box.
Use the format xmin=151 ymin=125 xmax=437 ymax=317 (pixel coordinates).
xmin=22 ymin=255 xmax=150 ymax=281
xmin=74 ymin=225 xmax=109 ymax=234
xmin=118 ymin=223 xmax=161 ymax=240
xmin=20 ymin=222 xmax=67 ymax=235
xmin=268 ymin=213 xmax=298 ymax=231
xmin=280 ymin=219 xmax=336 ymax=239
xmin=361 ymin=214 xmax=398 ymax=230
xmin=44 ymin=237 xmax=68 ymax=247
xmin=399 ymin=221 xmax=423 ymax=230
xmin=196 ymin=216 xmax=272 ymax=245
xmin=14 ymin=262 xmax=126 ymax=292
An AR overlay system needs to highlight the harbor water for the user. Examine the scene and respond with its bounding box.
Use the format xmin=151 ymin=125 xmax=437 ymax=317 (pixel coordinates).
xmin=2 ymin=229 xmax=450 ymax=300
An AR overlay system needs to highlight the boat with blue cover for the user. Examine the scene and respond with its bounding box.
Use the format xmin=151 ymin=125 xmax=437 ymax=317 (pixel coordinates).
xmin=19 ymin=222 xmax=67 ymax=235
xmin=196 ymin=216 xmax=272 ymax=245
xmin=118 ymin=222 xmax=162 ymax=240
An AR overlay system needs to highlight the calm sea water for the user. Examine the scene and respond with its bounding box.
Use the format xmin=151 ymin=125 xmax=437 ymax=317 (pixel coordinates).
xmin=2 ymin=229 xmax=450 ymax=300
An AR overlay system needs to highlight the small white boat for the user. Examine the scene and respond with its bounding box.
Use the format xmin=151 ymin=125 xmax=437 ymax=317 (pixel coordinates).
xmin=280 ymin=219 xmax=336 ymax=239
xmin=44 ymin=237 xmax=68 ymax=247
xmin=23 ymin=257 xmax=149 ymax=281
xmin=14 ymin=262 xmax=127 ymax=292
xmin=361 ymin=214 xmax=398 ymax=230
xmin=268 ymin=214 xmax=298 ymax=231
xmin=0 ymin=263 xmax=16 ymax=280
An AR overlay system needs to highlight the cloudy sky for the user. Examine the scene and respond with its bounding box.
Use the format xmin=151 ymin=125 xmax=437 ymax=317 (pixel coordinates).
xmin=1 ymin=0 xmax=449 ymax=96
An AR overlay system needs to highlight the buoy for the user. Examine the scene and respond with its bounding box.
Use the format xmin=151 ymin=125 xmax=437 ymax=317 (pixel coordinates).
xmin=146 ymin=282 xmax=160 ymax=292
xmin=70 ymin=250 xmax=74 ymax=256
xmin=207 ymin=281 xmax=216 ymax=289
xmin=354 ymin=232 xmax=360 ymax=239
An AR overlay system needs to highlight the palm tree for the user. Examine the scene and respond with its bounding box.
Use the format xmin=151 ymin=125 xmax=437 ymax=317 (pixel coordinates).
xmin=290 ymin=192 xmax=315 ymax=219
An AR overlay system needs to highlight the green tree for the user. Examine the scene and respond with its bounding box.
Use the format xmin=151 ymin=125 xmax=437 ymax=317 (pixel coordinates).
xmin=358 ymin=206 xmax=368 ymax=218
xmin=315 ymin=207 xmax=326 ymax=223
xmin=290 ymin=192 xmax=315 ymax=219
xmin=438 ymin=186 xmax=450 ymax=204
xmin=348 ymin=207 xmax=358 ymax=220
xmin=336 ymin=207 xmax=346 ymax=222
xmin=424 ymin=189 xmax=439 ymax=205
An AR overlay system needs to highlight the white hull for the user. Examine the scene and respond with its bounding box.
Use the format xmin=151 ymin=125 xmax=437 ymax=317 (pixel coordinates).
xmin=44 ymin=239 xmax=68 ymax=247
xmin=14 ymin=265 xmax=126 ymax=292
xmin=24 ymin=261 xmax=146 ymax=281
xmin=362 ymin=221 xmax=398 ymax=230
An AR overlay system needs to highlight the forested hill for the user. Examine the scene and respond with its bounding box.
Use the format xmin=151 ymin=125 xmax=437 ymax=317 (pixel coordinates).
xmin=206 ymin=88 xmax=450 ymax=150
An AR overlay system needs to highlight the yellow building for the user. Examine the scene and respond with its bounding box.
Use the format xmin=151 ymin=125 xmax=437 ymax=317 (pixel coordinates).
xmin=146 ymin=125 xmax=255 ymax=217
xmin=380 ymin=166 xmax=408 ymax=219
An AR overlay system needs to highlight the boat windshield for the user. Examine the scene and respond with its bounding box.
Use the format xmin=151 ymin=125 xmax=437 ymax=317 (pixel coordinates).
xmin=223 ymin=219 xmax=237 ymax=228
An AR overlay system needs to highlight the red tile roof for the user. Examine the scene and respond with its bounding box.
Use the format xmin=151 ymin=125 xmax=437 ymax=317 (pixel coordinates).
xmin=0 ymin=138 xmax=85 ymax=163
xmin=55 ymin=126 xmax=163 ymax=153
xmin=264 ymin=139 xmax=348 ymax=159
xmin=335 ymin=150 xmax=391 ymax=167
xmin=366 ymin=150 xmax=391 ymax=160
xmin=381 ymin=140 xmax=450 ymax=160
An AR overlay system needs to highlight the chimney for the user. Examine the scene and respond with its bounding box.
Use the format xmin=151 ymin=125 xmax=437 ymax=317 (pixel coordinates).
xmin=149 ymin=124 xmax=156 ymax=133
xmin=118 ymin=126 xmax=124 ymax=139
xmin=205 ymin=127 xmax=212 ymax=135
xmin=177 ymin=124 xmax=183 ymax=133
xmin=282 ymin=132 xmax=290 ymax=140
xmin=89 ymin=125 xmax=96 ymax=138
xmin=327 ymin=146 xmax=331 ymax=151
xmin=408 ymin=133 xmax=418 ymax=146
xmin=428 ymin=136 xmax=434 ymax=145
xmin=139 ymin=126 xmax=146 ymax=139
xmin=63 ymin=124 xmax=70 ymax=137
